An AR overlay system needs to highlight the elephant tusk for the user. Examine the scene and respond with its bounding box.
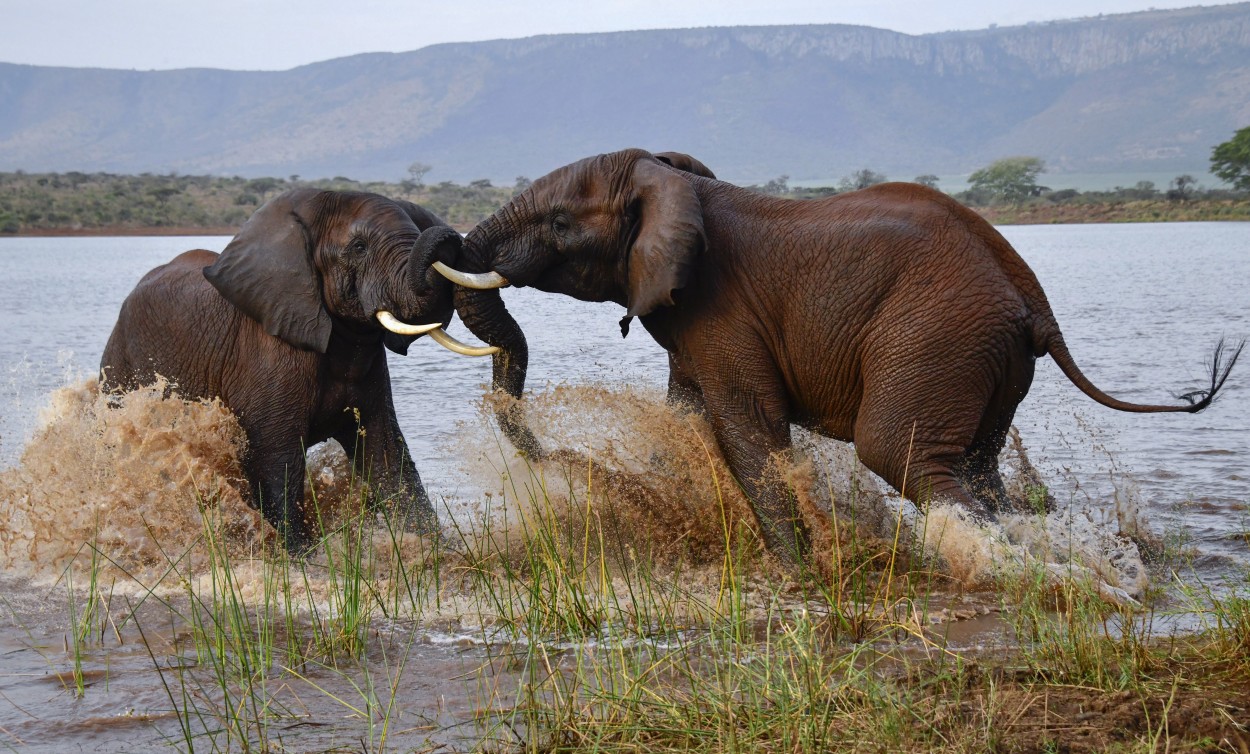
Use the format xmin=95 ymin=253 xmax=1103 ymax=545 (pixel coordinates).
xmin=376 ymin=310 xmax=442 ymax=335
xmin=431 ymin=262 xmax=509 ymax=290
xmin=427 ymin=327 xmax=500 ymax=357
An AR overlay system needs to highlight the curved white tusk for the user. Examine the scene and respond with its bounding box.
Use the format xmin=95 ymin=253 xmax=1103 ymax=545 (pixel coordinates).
xmin=376 ymin=310 xmax=442 ymax=335
xmin=428 ymin=327 xmax=500 ymax=357
xmin=432 ymin=261 xmax=509 ymax=290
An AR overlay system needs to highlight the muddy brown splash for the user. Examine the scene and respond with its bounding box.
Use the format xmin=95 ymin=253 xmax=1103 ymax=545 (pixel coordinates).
xmin=467 ymin=383 xmax=1150 ymax=596
xmin=0 ymin=378 xmax=1151 ymax=605
xmin=0 ymin=379 xmax=265 ymax=586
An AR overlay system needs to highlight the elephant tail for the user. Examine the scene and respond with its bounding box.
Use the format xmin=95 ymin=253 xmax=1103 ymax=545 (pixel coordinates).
xmin=1042 ymin=324 xmax=1243 ymax=414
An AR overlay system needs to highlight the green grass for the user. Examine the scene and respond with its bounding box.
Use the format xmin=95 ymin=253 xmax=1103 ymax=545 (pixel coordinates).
xmin=30 ymin=446 xmax=1250 ymax=753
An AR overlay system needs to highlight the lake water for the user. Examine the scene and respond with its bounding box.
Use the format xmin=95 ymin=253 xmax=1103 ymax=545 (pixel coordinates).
xmin=0 ymin=223 xmax=1247 ymax=750
xmin=2 ymin=225 xmax=1246 ymax=558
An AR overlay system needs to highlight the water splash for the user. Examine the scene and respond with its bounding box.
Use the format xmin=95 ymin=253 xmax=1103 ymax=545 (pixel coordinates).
xmin=0 ymin=379 xmax=265 ymax=588
xmin=0 ymin=379 xmax=1152 ymax=608
xmin=468 ymin=383 xmax=1151 ymax=599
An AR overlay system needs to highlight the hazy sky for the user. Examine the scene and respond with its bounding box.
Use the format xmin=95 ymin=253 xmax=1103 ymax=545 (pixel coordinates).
xmin=4 ymin=0 xmax=1242 ymax=71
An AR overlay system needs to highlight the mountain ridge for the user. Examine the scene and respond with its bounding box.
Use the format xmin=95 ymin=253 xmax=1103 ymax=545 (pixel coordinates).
xmin=2 ymin=3 xmax=1247 ymax=183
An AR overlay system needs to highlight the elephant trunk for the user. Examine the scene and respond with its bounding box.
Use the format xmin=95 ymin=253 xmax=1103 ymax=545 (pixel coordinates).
xmin=376 ymin=226 xmax=463 ymax=353
xmin=455 ymin=226 xmax=541 ymax=458
xmin=408 ymin=225 xmax=461 ymax=296
xmin=407 ymin=234 xmax=430 ymax=294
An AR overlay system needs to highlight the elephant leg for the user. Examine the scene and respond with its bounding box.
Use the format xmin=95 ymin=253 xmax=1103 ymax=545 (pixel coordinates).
xmin=953 ymin=429 xmax=1013 ymax=514
xmin=338 ymin=406 xmax=438 ymax=535
xmin=665 ymin=352 xmax=705 ymax=413
xmin=699 ymin=356 xmax=809 ymax=565
xmin=858 ymin=432 xmax=993 ymax=520
xmin=956 ymin=348 xmax=1042 ymax=514
xmin=851 ymin=321 xmax=1041 ymax=523
xmin=246 ymin=446 xmax=316 ymax=554
xmin=853 ymin=370 xmax=996 ymax=521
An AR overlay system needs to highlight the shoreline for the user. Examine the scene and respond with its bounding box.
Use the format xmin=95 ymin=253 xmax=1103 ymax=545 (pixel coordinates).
xmin=3 ymin=199 xmax=1249 ymax=238
xmin=3 ymin=226 xmax=239 ymax=238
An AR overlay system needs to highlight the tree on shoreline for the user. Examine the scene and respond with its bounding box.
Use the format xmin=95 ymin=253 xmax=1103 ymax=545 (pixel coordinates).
xmin=1210 ymin=126 xmax=1250 ymax=191
xmin=966 ymin=157 xmax=1046 ymax=204
xmin=406 ymin=161 xmax=432 ymax=187
xmin=838 ymin=168 xmax=887 ymax=191
xmin=1168 ymin=174 xmax=1197 ymax=201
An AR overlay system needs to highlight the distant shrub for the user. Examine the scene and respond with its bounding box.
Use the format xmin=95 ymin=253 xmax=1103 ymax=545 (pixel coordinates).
xmin=3 ymin=168 xmax=1232 ymax=233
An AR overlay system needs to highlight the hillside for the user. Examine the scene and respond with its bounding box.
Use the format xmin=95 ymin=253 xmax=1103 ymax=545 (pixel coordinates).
xmin=1 ymin=4 xmax=1248 ymax=184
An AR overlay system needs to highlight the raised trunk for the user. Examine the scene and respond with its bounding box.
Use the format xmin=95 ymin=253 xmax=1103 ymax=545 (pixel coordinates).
xmin=454 ymin=228 xmax=541 ymax=458
xmin=380 ymin=229 xmax=454 ymax=355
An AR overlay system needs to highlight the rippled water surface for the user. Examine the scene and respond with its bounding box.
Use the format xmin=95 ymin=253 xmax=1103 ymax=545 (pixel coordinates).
xmin=4 ymin=226 xmax=1245 ymax=555
xmin=0 ymin=223 xmax=1247 ymax=750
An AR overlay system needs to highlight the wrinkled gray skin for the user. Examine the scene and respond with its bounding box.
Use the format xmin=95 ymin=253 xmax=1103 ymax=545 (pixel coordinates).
xmin=101 ymin=189 xmax=463 ymax=553
xmin=449 ymin=152 xmax=717 ymax=459
xmin=445 ymin=149 xmax=1242 ymax=565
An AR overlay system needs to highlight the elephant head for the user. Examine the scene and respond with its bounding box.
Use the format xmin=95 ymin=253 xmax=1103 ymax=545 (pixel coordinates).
xmin=433 ymin=149 xmax=714 ymax=457
xmin=203 ymin=188 xmax=494 ymax=358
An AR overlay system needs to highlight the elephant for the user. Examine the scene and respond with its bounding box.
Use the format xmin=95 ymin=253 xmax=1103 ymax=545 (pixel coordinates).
xmin=442 ymin=150 xmax=720 ymax=459
xmin=431 ymin=148 xmax=1243 ymax=564
xmin=100 ymin=188 xmax=494 ymax=552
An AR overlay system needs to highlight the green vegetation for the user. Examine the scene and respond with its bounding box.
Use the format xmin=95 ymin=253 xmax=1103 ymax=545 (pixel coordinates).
xmin=3 ymin=162 xmax=1249 ymax=238
xmin=965 ymin=156 xmax=1049 ymax=204
xmin=1211 ymin=126 xmax=1250 ymax=192
xmin=748 ymin=160 xmax=1250 ymax=223
xmin=838 ymin=167 xmax=889 ymax=192
xmin=0 ymin=171 xmax=515 ymax=234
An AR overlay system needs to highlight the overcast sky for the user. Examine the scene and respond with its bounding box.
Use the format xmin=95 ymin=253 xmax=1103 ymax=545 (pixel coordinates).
xmin=4 ymin=0 xmax=1241 ymax=71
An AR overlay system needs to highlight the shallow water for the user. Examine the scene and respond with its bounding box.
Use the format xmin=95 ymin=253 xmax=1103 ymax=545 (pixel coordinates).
xmin=0 ymin=223 xmax=1247 ymax=749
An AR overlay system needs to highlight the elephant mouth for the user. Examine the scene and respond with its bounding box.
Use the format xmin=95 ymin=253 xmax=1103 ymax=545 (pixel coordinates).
xmin=496 ymin=255 xmax=566 ymax=290
xmin=374 ymin=310 xmax=498 ymax=357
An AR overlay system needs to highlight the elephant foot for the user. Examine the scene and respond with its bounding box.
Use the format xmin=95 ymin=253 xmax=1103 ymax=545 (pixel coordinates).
xmin=276 ymin=523 xmax=320 ymax=559
xmin=380 ymin=489 xmax=442 ymax=539
xmin=397 ymin=508 xmax=441 ymax=538
xmin=255 ymin=496 xmax=319 ymax=557
xmin=758 ymin=515 xmax=812 ymax=569
xmin=500 ymin=411 xmax=544 ymax=461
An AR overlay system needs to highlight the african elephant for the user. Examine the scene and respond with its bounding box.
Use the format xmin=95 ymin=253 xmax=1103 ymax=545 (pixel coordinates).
xmin=442 ymin=151 xmax=719 ymax=459
xmin=433 ymin=148 xmax=1242 ymax=564
xmin=101 ymin=188 xmax=494 ymax=552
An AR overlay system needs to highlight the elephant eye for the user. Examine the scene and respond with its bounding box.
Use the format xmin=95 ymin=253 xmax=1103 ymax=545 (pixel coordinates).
xmin=550 ymin=215 xmax=570 ymax=237
xmin=346 ymin=238 xmax=367 ymax=255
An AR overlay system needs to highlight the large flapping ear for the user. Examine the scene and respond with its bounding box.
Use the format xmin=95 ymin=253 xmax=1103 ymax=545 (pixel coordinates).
xmin=625 ymin=157 xmax=705 ymax=319
xmin=393 ymin=198 xmax=448 ymax=232
xmin=203 ymin=190 xmax=332 ymax=353
xmin=653 ymin=151 xmax=718 ymax=180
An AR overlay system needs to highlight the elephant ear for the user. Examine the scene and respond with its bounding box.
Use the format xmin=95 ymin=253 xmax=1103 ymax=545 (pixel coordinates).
xmin=393 ymin=198 xmax=448 ymax=232
xmin=203 ymin=190 xmax=332 ymax=353
xmin=625 ymin=157 xmax=705 ymax=319
xmin=653 ymin=151 xmax=717 ymax=180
